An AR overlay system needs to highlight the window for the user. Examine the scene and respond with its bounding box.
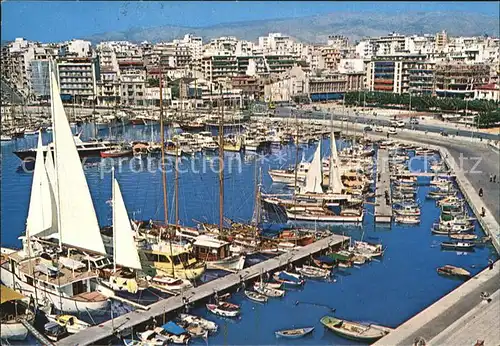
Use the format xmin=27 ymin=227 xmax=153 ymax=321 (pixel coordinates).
xmin=144 ymin=252 xmax=158 ymax=262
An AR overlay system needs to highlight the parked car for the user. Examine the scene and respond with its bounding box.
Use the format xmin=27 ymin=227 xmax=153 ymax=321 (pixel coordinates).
xmin=364 ymin=126 xmax=373 ymax=132
xmin=374 ymin=126 xmax=383 ymax=132
xmin=409 ymin=118 xmax=419 ymax=125
xmin=388 ymin=128 xmax=398 ymax=135
xmin=440 ymin=131 xmax=449 ymax=137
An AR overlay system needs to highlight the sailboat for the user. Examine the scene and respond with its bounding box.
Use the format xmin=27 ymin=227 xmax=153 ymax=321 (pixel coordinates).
xmin=135 ymin=71 xmax=205 ymax=281
xmin=1 ymin=66 xmax=109 ymax=314
xmin=285 ymin=141 xmax=363 ymax=223
xmin=97 ymin=171 xmax=146 ymax=294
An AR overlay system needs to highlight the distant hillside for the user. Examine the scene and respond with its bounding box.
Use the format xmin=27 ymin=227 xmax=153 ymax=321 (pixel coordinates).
xmin=85 ymin=11 xmax=499 ymax=44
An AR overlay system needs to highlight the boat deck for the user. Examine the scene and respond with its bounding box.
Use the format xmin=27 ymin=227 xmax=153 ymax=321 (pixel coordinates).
xmin=16 ymin=256 xmax=99 ymax=286
xmin=57 ymin=233 xmax=349 ymax=346
xmin=374 ymin=149 xmax=393 ymax=223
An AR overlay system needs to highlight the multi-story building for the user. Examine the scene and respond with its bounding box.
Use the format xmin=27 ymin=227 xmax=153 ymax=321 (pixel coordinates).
xmin=366 ymin=54 xmax=428 ymax=94
xmin=56 ymin=56 xmax=99 ymax=104
xmin=230 ymin=76 xmax=264 ymax=100
xmin=118 ymin=60 xmax=146 ymax=106
xmin=309 ymin=73 xmax=347 ymax=101
xmin=407 ymin=61 xmax=435 ymax=96
xmin=434 ymin=62 xmax=490 ymax=98
xmin=59 ymin=39 xmax=92 ymax=58
xmin=96 ymin=70 xmax=120 ymax=107
xmin=30 ymin=60 xmax=50 ymax=99
xmin=321 ymin=47 xmax=342 ymax=70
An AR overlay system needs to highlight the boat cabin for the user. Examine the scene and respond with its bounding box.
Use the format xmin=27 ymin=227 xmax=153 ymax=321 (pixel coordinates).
xmin=192 ymin=236 xmax=231 ymax=262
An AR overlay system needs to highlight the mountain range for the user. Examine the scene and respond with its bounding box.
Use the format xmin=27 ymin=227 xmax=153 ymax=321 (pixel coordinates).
xmin=85 ymin=11 xmax=499 ymax=44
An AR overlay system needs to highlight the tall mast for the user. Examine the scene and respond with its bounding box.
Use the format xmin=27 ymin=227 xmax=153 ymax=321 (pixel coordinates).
xmin=49 ymin=59 xmax=63 ymax=251
xmin=292 ymin=109 xmax=299 ymax=221
xmin=218 ymin=86 xmax=224 ymax=234
xmin=175 ymin=137 xmax=179 ymax=230
xmin=112 ymin=167 xmax=116 ymax=272
xmin=159 ymin=69 xmax=169 ymax=227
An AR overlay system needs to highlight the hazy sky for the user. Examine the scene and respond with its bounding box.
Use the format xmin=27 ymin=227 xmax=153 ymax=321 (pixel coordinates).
xmin=2 ymin=1 xmax=498 ymax=42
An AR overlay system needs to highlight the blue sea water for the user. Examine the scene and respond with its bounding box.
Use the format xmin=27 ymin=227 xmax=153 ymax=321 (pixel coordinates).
xmin=1 ymin=124 xmax=497 ymax=345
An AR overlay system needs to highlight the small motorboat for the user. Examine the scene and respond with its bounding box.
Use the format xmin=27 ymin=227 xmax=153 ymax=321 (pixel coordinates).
xmin=149 ymin=276 xmax=193 ymax=291
xmin=320 ymin=316 xmax=391 ymax=343
xmin=275 ymin=326 xmax=315 ymax=339
xmin=296 ymin=265 xmax=330 ymax=279
xmin=138 ymin=322 xmax=191 ymax=345
xmin=312 ymin=256 xmax=337 ymax=270
xmin=100 ymin=147 xmax=133 ymax=158
xmin=273 ymin=271 xmax=305 ymax=287
xmin=440 ymin=241 xmax=475 ymax=251
xmin=253 ymin=282 xmax=285 ymax=297
xmin=437 ymin=265 xmax=471 ymax=279
xmin=178 ymin=314 xmax=218 ymax=334
xmin=244 ymin=290 xmax=268 ymax=303
xmin=206 ymin=302 xmax=240 ymax=318
xmin=0 ymin=285 xmax=35 ymax=341
xmin=395 ymin=215 xmax=420 ymax=224
xmin=449 ymin=233 xmax=478 ymax=241
xmin=47 ymin=314 xmax=90 ymax=334
xmin=44 ymin=322 xmax=66 ymax=342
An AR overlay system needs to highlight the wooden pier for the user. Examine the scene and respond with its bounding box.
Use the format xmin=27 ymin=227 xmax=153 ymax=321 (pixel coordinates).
xmin=375 ymin=149 xmax=393 ymax=223
xmin=57 ymin=234 xmax=349 ymax=346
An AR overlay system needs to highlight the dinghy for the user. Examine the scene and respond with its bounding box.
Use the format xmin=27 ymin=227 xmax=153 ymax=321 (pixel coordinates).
xmin=253 ymin=282 xmax=285 ymax=297
xmin=206 ymin=302 xmax=240 ymax=318
xmin=437 ymin=265 xmax=471 ymax=279
xmin=320 ymin=316 xmax=391 ymax=343
xmin=296 ymin=265 xmax=330 ymax=279
xmin=275 ymin=327 xmax=315 ymax=339
xmin=244 ymin=290 xmax=268 ymax=303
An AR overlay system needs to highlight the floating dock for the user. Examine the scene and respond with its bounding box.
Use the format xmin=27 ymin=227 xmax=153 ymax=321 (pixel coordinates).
xmin=57 ymin=234 xmax=349 ymax=346
xmin=375 ymin=149 xmax=392 ymax=223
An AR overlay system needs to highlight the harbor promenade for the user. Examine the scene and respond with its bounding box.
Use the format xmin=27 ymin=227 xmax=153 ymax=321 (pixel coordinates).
xmin=58 ymin=234 xmax=349 ymax=346
xmin=373 ymin=261 xmax=499 ymax=346
xmin=374 ymin=148 xmax=392 ymax=223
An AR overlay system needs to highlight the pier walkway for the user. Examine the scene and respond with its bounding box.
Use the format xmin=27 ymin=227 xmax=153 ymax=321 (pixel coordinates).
xmin=58 ymin=234 xmax=349 ymax=346
xmin=375 ymin=149 xmax=392 ymax=223
xmin=373 ymin=261 xmax=499 ymax=346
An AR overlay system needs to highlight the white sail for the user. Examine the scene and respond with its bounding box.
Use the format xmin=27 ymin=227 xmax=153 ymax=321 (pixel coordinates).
xmin=113 ymin=178 xmax=142 ymax=270
xmin=50 ymin=70 xmax=106 ymax=254
xmin=302 ymin=141 xmax=323 ymax=194
xmin=44 ymin=149 xmax=59 ymax=235
xmin=26 ymin=132 xmax=55 ymax=237
xmin=329 ymin=134 xmax=345 ymax=194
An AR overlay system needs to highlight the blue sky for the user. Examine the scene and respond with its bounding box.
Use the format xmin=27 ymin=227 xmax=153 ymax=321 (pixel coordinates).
xmin=2 ymin=1 xmax=498 ymax=42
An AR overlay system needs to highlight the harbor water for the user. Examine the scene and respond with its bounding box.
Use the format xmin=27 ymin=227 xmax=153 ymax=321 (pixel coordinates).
xmin=1 ymin=124 xmax=497 ymax=345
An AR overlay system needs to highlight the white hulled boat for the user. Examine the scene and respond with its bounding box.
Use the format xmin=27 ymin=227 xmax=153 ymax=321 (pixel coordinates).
xmin=1 ymin=67 xmax=109 ymax=315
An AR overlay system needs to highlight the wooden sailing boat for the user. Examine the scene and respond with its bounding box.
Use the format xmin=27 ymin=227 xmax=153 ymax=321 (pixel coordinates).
xmin=137 ymin=71 xmax=205 ymax=281
xmin=192 ymin=87 xmax=246 ymax=271
xmin=0 ymin=65 xmax=109 ymax=314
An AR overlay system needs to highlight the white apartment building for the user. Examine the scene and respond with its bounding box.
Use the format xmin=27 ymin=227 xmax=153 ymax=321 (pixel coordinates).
xmin=61 ymin=39 xmax=92 ymax=57
xmin=56 ymin=57 xmax=98 ymax=105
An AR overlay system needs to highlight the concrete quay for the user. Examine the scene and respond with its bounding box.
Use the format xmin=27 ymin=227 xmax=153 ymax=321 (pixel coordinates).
xmin=57 ymin=234 xmax=349 ymax=346
xmin=373 ymin=261 xmax=499 ymax=346
xmin=375 ymin=148 xmax=392 ymax=223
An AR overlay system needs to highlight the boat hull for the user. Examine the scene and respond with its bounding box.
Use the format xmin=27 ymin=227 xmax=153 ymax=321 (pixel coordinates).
xmin=0 ymin=322 xmax=29 ymax=341
xmin=0 ymin=266 xmax=109 ymax=315
xmin=206 ymin=255 xmax=246 ymax=271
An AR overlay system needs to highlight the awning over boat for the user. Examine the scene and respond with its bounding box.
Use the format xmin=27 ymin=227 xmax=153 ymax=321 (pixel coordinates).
xmin=277 ymin=271 xmax=300 ymax=282
xmin=161 ymin=322 xmax=186 ymax=335
xmin=315 ymin=255 xmax=336 ymax=264
xmin=1 ymin=285 xmax=25 ymax=304
xmin=328 ymin=252 xmax=352 ymax=261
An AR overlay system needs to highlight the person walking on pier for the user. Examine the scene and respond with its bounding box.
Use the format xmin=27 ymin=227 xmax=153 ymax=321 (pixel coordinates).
xmin=494 ymin=175 xmax=497 ymax=183
xmin=489 ymin=174 xmax=493 ymax=182
xmin=478 ymin=188 xmax=483 ymax=197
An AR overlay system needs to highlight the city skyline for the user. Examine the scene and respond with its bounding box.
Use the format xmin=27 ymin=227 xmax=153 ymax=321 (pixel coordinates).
xmin=2 ymin=1 xmax=499 ymax=42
